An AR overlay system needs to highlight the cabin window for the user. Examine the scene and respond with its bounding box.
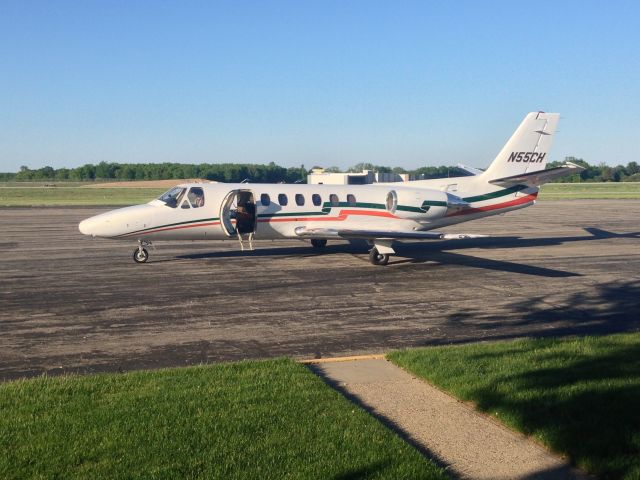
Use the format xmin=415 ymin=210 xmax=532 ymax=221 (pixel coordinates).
xmin=312 ymin=193 xmax=322 ymax=206
xmin=347 ymin=194 xmax=356 ymax=206
xmin=278 ymin=193 xmax=288 ymax=206
xmin=158 ymin=187 xmax=186 ymax=208
xmin=181 ymin=199 xmax=190 ymax=209
xmin=330 ymin=194 xmax=339 ymax=207
xmin=295 ymin=194 xmax=305 ymax=206
xmin=261 ymin=193 xmax=271 ymax=206
xmin=187 ymin=187 xmax=205 ymax=208
xmin=386 ymin=190 xmax=397 ymax=213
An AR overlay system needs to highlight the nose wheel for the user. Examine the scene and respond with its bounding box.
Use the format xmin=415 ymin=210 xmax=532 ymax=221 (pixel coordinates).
xmin=133 ymin=241 xmax=151 ymax=263
xmin=133 ymin=247 xmax=149 ymax=263
xmin=369 ymin=247 xmax=389 ymax=266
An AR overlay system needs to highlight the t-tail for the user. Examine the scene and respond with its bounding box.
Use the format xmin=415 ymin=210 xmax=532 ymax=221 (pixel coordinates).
xmin=477 ymin=112 xmax=582 ymax=188
xmin=480 ymin=111 xmax=558 ymax=181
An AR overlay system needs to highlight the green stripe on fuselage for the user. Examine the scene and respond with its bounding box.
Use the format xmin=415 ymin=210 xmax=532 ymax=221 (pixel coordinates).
xmin=319 ymin=201 xmax=385 ymax=213
xmin=135 ymin=187 xmax=527 ymax=236
xmin=397 ymin=205 xmax=425 ymax=213
xmin=421 ymin=200 xmax=447 ymax=207
xmin=119 ymin=217 xmax=220 ymax=237
xmin=321 ymin=201 xmax=386 ymax=210
xmin=258 ymin=211 xmax=327 ymax=218
xmin=462 ymin=184 xmax=528 ymax=203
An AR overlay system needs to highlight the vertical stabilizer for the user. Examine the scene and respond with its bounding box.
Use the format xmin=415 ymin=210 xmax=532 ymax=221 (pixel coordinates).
xmin=480 ymin=112 xmax=559 ymax=181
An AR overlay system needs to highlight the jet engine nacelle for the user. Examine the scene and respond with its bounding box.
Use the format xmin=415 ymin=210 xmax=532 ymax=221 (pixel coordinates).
xmin=392 ymin=188 xmax=449 ymax=220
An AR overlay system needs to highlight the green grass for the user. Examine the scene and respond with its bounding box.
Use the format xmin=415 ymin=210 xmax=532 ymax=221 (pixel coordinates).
xmin=0 ymin=359 xmax=445 ymax=480
xmin=0 ymin=186 xmax=165 ymax=206
xmin=388 ymin=333 xmax=640 ymax=479
xmin=539 ymin=182 xmax=640 ymax=199
xmin=0 ymin=181 xmax=92 ymax=187
xmin=2 ymin=181 xmax=638 ymax=206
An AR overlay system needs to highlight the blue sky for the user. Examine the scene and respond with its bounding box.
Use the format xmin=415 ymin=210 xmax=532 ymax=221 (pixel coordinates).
xmin=1 ymin=0 xmax=638 ymax=172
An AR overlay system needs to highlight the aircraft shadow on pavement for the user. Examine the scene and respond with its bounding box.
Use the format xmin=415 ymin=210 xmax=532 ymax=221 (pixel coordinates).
xmin=388 ymin=251 xmax=579 ymax=277
xmin=395 ymin=226 xmax=640 ymax=254
xmin=425 ymin=278 xmax=640 ymax=347
xmin=174 ymin=227 xmax=639 ymax=278
xmin=175 ymin=241 xmax=364 ymax=260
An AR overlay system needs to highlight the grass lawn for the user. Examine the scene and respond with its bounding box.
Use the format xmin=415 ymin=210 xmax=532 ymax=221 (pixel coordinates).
xmin=388 ymin=333 xmax=640 ymax=479
xmin=0 ymin=359 xmax=445 ymax=480
xmin=1 ymin=182 xmax=639 ymax=206
xmin=539 ymin=182 xmax=640 ymax=199
xmin=0 ymin=186 xmax=165 ymax=206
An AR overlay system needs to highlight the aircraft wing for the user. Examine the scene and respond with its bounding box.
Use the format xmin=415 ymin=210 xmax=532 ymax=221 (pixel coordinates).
xmin=294 ymin=227 xmax=487 ymax=241
xmin=489 ymin=162 xmax=584 ymax=187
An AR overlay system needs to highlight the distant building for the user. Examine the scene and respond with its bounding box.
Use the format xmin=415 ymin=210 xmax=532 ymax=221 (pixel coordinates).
xmin=308 ymin=168 xmax=415 ymax=185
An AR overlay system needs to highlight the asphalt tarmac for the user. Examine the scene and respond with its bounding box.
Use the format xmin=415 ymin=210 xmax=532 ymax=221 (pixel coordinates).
xmin=1 ymin=200 xmax=639 ymax=381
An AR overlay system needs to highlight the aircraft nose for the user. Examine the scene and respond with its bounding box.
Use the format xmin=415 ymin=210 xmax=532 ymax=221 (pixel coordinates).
xmin=78 ymin=204 xmax=154 ymax=238
xmin=79 ymin=217 xmax=96 ymax=236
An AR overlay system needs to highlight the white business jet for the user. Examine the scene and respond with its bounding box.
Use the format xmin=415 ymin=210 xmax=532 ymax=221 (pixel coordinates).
xmin=79 ymin=112 xmax=582 ymax=265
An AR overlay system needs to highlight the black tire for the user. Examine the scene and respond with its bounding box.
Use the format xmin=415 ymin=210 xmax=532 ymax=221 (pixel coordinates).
xmin=133 ymin=247 xmax=149 ymax=263
xmin=311 ymin=239 xmax=327 ymax=249
xmin=369 ymin=248 xmax=389 ymax=266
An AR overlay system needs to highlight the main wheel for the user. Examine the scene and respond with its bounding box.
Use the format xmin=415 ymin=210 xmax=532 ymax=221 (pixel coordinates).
xmin=369 ymin=247 xmax=389 ymax=266
xmin=311 ymin=239 xmax=327 ymax=249
xmin=133 ymin=247 xmax=149 ymax=263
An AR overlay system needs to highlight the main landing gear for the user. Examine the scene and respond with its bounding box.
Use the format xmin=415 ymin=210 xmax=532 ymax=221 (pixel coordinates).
xmin=133 ymin=241 xmax=151 ymax=263
xmin=369 ymin=247 xmax=390 ymax=266
xmin=311 ymin=239 xmax=327 ymax=249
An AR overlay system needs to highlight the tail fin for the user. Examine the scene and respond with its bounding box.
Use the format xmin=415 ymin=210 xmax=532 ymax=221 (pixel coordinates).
xmin=480 ymin=112 xmax=559 ymax=181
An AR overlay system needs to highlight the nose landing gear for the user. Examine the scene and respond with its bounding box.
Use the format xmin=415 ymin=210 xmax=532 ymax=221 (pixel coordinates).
xmin=133 ymin=240 xmax=152 ymax=263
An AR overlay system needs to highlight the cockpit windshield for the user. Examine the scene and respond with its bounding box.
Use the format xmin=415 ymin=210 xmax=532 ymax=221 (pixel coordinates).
xmin=158 ymin=187 xmax=186 ymax=208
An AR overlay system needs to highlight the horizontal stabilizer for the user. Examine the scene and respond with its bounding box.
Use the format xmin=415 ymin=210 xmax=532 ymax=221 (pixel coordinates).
xmin=457 ymin=163 xmax=485 ymax=176
xmin=489 ymin=162 xmax=584 ymax=187
xmin=294 ymin=227 xmax=488 ymax=241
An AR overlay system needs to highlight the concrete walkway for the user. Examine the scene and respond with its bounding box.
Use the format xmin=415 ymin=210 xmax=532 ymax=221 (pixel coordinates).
xmin=311 ymin=358 xmax=587 ymax=480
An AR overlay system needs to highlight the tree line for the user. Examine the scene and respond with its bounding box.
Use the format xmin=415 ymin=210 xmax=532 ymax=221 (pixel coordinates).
xmin=0 ymin=162 xmax=308 ymax=183
xmin=341 ymin=158 xmax=640 ymax=182
xmin=545 ymin=158 xmax=640 ymax=182
xmin=1 ymin=157 xmax=638 ymax=183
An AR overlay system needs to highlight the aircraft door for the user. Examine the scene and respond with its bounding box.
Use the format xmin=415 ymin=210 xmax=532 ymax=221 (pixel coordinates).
xmin=219 ymin=189 xmax=257 ymax=237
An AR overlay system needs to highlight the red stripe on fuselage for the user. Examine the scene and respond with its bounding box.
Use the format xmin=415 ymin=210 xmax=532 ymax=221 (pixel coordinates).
xmin=121 ymin=197 xmax=534 ymax=238
xmin=445 ymin=193 xmax=537 ymax=217
xmin=121 ymin=209 xmax=394 ymax=237
xmin=258 ymin=209 xmax=397 ymax=223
